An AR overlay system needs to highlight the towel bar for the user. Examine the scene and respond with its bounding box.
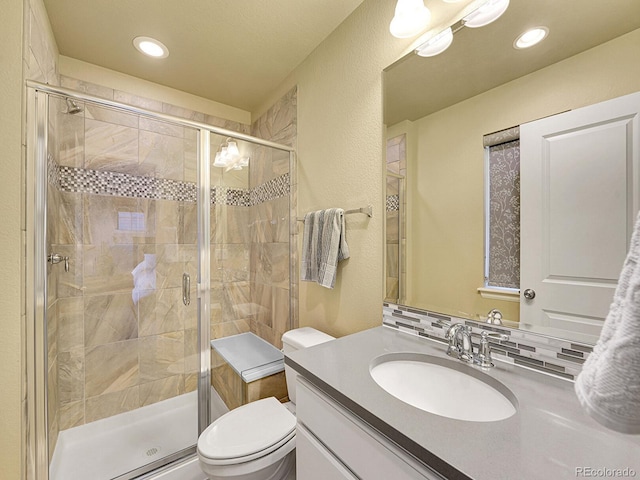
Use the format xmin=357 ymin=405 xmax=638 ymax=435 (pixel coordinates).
xmin=297 ymin=205 xmax=372 ymax=222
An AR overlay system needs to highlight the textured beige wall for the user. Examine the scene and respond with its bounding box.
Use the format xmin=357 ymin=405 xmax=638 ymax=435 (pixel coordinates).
xmin=263 ymin=0 xmax=417 ymax=337
xmin=407 ymin=29 xmax=640 ymax=322
xmin=0 ymin=0 xmax=25 ymax=477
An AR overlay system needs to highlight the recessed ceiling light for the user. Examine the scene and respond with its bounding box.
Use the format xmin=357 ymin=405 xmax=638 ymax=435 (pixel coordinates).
xmin=133 ymin=36 xmax=169 ymax=58
xmin=514 ymin=27 xmax=549 ymax=49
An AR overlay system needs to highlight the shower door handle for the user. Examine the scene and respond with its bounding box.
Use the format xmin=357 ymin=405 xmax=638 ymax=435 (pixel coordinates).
xmin=182 ymin=273 xmax=191 ymax=306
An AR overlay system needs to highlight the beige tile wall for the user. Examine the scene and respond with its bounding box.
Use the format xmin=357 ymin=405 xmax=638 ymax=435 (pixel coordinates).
xmin=208 ymin=152 xmax=253 ymax=342
xmin=250 ymin=87 xmax=298 ymax=348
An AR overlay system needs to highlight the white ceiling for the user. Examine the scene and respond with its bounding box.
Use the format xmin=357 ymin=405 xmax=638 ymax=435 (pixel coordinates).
xmin=43 ymin=0 xmax=365 ymax=112
xmin=385 ymin=0 xmax=640 ymax=125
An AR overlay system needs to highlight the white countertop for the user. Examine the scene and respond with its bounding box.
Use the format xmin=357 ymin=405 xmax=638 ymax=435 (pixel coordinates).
xmin=286 ymin=326 xmax=640 ymax=480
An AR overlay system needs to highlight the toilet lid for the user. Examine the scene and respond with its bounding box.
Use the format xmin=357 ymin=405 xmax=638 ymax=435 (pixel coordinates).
xmin=198 ymin=397 xmax=296 ymax=461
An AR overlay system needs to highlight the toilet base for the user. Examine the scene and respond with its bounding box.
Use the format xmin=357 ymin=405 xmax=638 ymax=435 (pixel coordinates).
xmin=200 ymin=449 xmax=295 ymax=480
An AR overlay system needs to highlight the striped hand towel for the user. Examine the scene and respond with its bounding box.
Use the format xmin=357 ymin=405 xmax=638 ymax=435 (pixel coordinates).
xmin=301 ymin=208 xmax=350 ymax=289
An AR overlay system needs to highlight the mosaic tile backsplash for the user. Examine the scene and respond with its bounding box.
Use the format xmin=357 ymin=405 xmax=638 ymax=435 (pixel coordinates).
xmin=383 ymin=303 xmax=593 ymax=381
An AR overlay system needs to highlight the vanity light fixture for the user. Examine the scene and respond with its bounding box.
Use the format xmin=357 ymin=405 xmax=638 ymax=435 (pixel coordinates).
xmin=390 ymin=0 xmax=432 ymax=38
xmin=213 ymin=138 xmax=249 ymax=170
xmin=514 ymin=27 xmax=549 ymax=49
xmin=133 ymin=36 xmax=169 ymax=58
xmin=462 ymin=0 xmax=509 ymax=28
xmin=416 ymin=27 xmax=454 ymax=57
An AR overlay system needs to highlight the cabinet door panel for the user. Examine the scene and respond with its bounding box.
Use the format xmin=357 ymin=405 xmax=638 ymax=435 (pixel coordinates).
xmin=297 ymin=378 xmax=443 ymax=480
xmin=296 ymin=424 xmax=358 ymax=480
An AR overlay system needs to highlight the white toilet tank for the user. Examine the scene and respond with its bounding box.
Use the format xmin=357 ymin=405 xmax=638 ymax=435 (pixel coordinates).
xmin=282 ymin=327 xmax=334 ymax=404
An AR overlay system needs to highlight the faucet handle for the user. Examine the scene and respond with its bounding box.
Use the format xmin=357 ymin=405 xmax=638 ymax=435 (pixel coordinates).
xmin=480 ymin=330 xmax=509 ymax=341
xmin=473 ymin=331 xmax=509 ymax=368
xmin=48 ymin=253 xmax=70 ymax=272
xmin=486 ymin=309 xmax=503 ymax=325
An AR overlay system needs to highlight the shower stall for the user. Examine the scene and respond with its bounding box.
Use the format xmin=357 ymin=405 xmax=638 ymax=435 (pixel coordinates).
xmin=25 ymin=81 xmax=296 ymax=480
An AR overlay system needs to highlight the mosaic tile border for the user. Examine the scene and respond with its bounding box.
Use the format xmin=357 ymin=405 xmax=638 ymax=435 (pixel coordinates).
xmin=251 ymin=173 xmax=290 ymax=205
xmin=49 ymin=159 xmax=289 ymax=207
xmin=382 ymin=303 xmax=594 ymax=381
xmin=386 ymin=194 xmax=399 ymax=212
xmin=57 ymin=164 xmax=198 ymax=202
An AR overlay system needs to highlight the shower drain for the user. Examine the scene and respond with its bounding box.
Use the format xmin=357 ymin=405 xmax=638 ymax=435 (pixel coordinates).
xmin=146 ymin=446 xmax=161 ymax=457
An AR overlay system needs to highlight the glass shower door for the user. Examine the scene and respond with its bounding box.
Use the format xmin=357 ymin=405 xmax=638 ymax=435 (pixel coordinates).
xmin=207 ymin=132 xmax=294 ymax=414
xmin=385 ymin=133 xmax=406 ymax=304
xmin=28 ymin=82 xmax=294 ymax=480
xmin=44 ymin=93 xmax=201 ymax=480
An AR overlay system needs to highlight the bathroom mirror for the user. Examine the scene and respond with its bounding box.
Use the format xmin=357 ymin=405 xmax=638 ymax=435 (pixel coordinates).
xmin=383 ymin=0 xmax=640 ymax=344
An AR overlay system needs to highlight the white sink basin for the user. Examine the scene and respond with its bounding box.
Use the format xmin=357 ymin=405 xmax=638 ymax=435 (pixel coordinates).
xmin=370 ymin=353 xmax=517 ymax=422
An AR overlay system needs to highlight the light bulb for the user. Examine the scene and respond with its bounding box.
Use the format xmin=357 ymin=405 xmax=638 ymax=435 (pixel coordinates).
xmin=226 ymin=141 xmax=240 ymax=158
xmin=463 ymin=0 xmax=509 ymax=28
xmin=390 ymin=0 xmax=431 ymax=38
xmin=213 ymin=151 xmax=226 ymax=167
xmin=416 ymin=27 xmax=454 ymax=57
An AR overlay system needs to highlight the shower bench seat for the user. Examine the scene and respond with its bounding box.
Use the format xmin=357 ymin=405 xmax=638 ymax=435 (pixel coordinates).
xmin=210 ymin=332 xmax=288 ymax=410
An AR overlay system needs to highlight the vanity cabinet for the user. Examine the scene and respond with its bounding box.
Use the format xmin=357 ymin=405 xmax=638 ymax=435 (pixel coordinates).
xmin=296 ymin=424 xmax=359 ymax=480
xmin=296 ymin=377 xmax=443 ymax=480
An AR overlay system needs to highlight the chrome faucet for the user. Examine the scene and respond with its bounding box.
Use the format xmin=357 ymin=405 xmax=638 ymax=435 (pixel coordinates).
xmin=445 ymin=324 xmax=474 ymax=363
xmin=441 ymin=321 xmax=509 ymax=367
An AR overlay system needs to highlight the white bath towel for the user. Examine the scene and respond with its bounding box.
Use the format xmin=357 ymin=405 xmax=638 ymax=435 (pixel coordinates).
xmin=574 ymin=211 xmax=640 ymax=434
xmin=300 ymin=208 xmax=350 ymax=289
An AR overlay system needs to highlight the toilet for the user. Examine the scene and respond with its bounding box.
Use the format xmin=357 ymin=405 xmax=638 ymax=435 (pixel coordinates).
xmin=197 ymin=327 xmax=335 ymax=480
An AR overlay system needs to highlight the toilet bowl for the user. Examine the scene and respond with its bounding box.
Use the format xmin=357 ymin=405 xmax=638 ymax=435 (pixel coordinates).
xmin=197 ymin=327 xmax=334 ymax=480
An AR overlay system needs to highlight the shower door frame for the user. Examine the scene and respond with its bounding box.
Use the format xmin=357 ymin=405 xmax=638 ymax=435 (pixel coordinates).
xmin=25 ymin=80 xmax=295 ymax=480
xmin=385 ymin=171 xmax=405 ymax=304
